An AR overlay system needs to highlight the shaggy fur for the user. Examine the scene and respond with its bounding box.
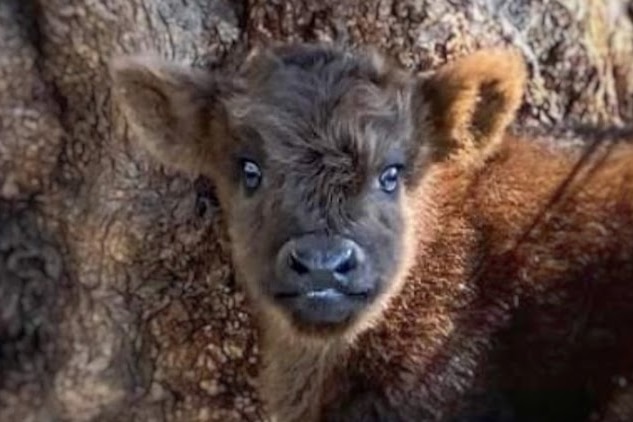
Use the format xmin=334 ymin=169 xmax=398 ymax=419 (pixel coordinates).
xmin=111 ymin=44 xmax=633 ymax=421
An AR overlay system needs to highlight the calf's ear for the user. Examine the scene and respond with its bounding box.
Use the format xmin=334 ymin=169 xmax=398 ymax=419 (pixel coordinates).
xmin=110 ymin=55 xmax=233 ymax=174
xmin=414 ymin=48 xmax=527 ymax=165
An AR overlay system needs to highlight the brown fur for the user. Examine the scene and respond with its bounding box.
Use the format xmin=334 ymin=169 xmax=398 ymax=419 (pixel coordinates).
xmin=111 ymin=44 xmax=633 ymax=421
xmin=319 ymin=128 xmax=633 ymax=421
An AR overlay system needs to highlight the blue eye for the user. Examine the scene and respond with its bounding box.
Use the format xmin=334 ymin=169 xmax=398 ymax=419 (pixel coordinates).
xmin=242 ymin=160 xmax=262 ymax=191
xmin=379 ymin=165 xmax=402 ymax=193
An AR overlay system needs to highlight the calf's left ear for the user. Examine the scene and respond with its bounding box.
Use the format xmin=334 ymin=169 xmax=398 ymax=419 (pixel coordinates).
xmin=414 ymin=48 xmax=527 ymax=165
xmin=110 ymin=55 xmax=234 ymax=175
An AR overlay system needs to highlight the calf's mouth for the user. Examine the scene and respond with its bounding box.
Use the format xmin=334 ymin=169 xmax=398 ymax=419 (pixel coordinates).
xmin=270 ymin=234 xmax=378 ymax=327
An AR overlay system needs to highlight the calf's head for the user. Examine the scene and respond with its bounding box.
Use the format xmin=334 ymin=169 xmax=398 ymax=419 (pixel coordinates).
xmin=111 ymin=44 xmax=526 ymax=337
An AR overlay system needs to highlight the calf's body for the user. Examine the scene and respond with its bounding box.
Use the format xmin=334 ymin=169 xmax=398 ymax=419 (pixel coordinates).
xmin=313 ymin=129 xmax=633 ymax=421
xmin=111 ymin=44 xmax=633 ymax=421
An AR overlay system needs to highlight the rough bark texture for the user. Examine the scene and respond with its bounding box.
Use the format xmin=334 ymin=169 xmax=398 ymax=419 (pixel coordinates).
xmin=0 ymin=1 xmax=632 ymax=421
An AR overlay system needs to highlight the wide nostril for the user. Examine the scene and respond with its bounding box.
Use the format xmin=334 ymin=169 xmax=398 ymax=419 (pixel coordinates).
xmin=288 ymin=250 xmax=310 ymax=275
xmin=331 ymin=248 xmax=356 ymax=274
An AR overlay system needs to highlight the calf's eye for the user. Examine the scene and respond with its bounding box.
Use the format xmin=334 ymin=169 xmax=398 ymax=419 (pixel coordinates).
xmin=379 ymin=165 xmax=402 ymax=193
xmin=242 ymin=160 xmax=262 ymax=191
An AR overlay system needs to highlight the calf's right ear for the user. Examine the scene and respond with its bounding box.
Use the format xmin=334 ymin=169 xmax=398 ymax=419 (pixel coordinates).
xmin=110 ymin=55 xmax=233 ymax=174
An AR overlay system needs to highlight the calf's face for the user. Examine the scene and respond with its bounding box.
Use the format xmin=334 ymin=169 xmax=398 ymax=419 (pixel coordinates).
xmin=222 ymin=49 xmax=415 ymax=332
xmin=111 ymin=44 xmax=526 ymax=336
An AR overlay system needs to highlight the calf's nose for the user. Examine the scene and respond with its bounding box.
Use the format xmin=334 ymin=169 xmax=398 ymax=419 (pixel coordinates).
xmin=287 ymin=243 xmax=357 ymax=276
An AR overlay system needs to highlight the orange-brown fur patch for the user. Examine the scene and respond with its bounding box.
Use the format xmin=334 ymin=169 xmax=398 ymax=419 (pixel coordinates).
xmin=418 ymin=49 xmax=527 ymax=166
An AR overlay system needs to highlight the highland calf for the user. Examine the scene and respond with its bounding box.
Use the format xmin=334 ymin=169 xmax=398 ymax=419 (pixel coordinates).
xmin=111 ymin=44 xmax=633 ymax=422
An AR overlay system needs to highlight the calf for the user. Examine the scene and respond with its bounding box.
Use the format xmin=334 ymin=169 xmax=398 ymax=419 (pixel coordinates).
xmin=111 ymin=44 xmax=633 ymax=421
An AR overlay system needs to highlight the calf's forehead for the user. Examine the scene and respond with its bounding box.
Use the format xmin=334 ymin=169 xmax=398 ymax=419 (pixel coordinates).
xmin=225 ymin=53 xmax=413 ymax=172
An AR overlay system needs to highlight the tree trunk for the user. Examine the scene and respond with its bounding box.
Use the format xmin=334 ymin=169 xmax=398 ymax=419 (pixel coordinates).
xmin=1 ymin=1 xmax=632 ymax=421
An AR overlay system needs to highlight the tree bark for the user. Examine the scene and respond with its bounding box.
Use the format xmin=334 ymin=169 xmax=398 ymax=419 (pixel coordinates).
xmin=1 ymin=1 xmax=632 ymax=421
